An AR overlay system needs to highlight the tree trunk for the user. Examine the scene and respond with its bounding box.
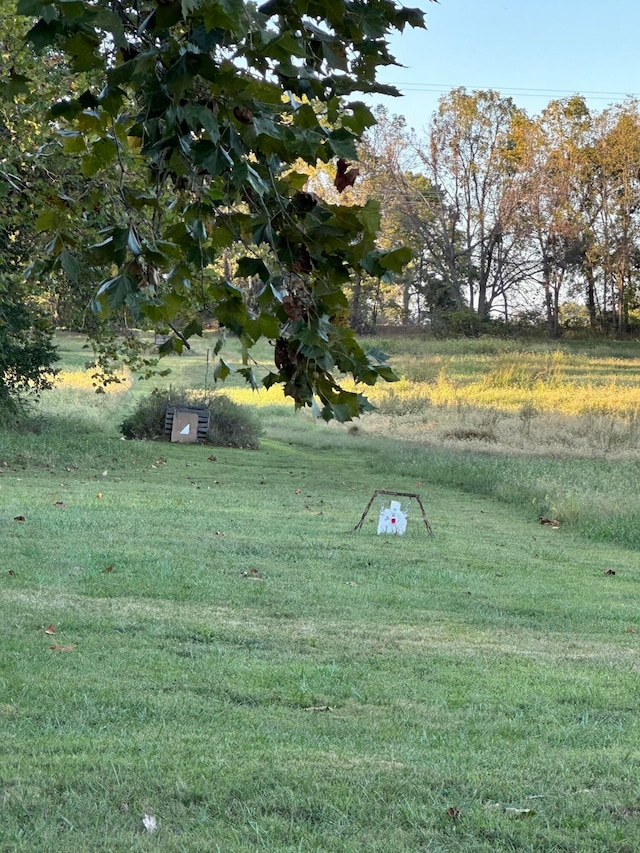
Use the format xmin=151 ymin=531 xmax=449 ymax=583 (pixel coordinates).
xmin=584 ymin=266 xmax=597 ymax=329
xmin=349 ymin=273 xmax=363 ymax=331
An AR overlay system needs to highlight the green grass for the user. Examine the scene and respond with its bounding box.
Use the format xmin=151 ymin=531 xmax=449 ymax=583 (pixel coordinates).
xmin=2 ymin=332 xmax=640 ymax=851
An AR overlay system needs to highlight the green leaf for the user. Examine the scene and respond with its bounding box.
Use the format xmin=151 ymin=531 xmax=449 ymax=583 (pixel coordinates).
xmin=375 ymin=366 xmax=399 ymax=383
xmin=26 ymin=19 xmax=62 ymax=53
xmin=395 ymin=6 xmax=426 ymax=30
xmin=35 ymin=209 xmax=58 ymax=232
xmin=91 ymin=136 xmax=118 ymax=167
xmin=202 ymin=0 xmax=245 ymax=31
xmin=6 ymin=70 xmax=30 ymax=99
xmin=96 ymin=274 xmax=136 ymax=311
xmin=123 ymin=188 xmax=161 ymax=210
xmin=59 ymin=130 xmax=86 ymax=154
xmin=17 ymin=0 xmax=47 ymax=12
xmin=49 ymin=99 xmax=83 ymax=120
xmin=356 ymin=199 xmax=381 ymax=235
xmin=60 ymin=248 xmax=80 ymax=282
xmin=62 ymin=33 xmax=102 ymax=72
xmin=97 ymin=84 xmax=125 ymax=116
xmin=182 ymin=316 xmax=203 ymax=339
xmin=341 ymin=101 xmax=376 ymax=135
xmin=236 ymin=257 xmax=270 ymax=282
xmin=379 ymin=246 xmax=413 ymax=273
xmin=238 ymin=366 xmax=259 ymax=390
xmin=214 ymin=358 xmax=232 ymax=382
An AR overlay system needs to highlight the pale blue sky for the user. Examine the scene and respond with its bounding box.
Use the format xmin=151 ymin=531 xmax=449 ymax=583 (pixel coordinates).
xmin=371 ymin=0 xmax=640 ymax=131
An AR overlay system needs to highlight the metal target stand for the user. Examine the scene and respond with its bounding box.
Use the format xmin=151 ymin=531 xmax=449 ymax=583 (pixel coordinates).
xmin=353 ymin=489 xmax=433 ymax=535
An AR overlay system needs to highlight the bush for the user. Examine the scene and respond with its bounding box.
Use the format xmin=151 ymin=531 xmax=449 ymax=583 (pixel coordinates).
xmin=120 ymin=388 xmax=176 ymax=440
xmin=120 ymin=389 xmax=262 ymax=448
xmin=206 ymin=395 xmax=262 ymax=449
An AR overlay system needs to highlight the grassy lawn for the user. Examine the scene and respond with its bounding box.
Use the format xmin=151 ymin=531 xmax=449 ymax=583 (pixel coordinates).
xmin=2 ymin=333 xmax=640 ymax=851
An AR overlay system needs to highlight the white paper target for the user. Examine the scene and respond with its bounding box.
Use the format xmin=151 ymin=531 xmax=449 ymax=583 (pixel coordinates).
xmin=377 ymin=500 xmax=408 ymax=535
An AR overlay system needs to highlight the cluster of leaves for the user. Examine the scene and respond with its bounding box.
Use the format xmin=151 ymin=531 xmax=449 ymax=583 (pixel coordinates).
xmin=13 ymin=0 xmax=429 ymax=419
xmin=120 ymin=388 xmax=262 ymax=448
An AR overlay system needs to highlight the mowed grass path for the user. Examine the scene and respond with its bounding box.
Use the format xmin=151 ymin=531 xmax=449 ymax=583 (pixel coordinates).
xmin=2 ymin=403 xmax=640 ymax=852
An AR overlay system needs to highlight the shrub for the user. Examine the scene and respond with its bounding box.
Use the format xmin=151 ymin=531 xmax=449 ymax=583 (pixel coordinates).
xmin=206 ymin=394 xmax=262 ymax=449
xmin=120 ymin=389 xmax=262 ymax=448
xmin=120 ymin=389 xmax=176 ymax=440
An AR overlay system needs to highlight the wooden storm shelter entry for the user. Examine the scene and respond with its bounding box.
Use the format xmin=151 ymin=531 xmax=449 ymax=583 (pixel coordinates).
xmin=165 ymin=406 xmax=210 ymax=444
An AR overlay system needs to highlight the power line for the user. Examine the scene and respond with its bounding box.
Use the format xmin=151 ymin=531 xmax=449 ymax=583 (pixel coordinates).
xmin=382 ymin=81 xmax=640 ymax=102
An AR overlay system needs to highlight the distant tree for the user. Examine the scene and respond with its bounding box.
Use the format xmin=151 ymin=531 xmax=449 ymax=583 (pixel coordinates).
xmin=359 ymin=110 xmax=463 ymax=325
xmin=417 ymin=89 xmax=534 ymax=320
xmin=591 ymin=102 xmax=640 ymax=337
xmin=511 ymin=97 xmax=595 ymax=338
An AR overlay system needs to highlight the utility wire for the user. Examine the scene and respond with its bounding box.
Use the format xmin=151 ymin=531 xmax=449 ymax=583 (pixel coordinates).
xmin=381 ymin=81 xmax=640 ymax=102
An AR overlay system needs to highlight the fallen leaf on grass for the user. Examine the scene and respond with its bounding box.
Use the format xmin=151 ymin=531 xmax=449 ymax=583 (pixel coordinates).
xmin=49 ymin=644 xmax=75 ymax=652
xmin=142 ymin=814 xmax=157 ymax=833
xmin=240 ymin=569 xmax=263 ymax=581
xmin=446 ymin=807 xmax=461 ymax=820
xmin=44 ymin=624 xmax=56 ymax=635
xmin=624 ymin=626 xmax=636 ymax=633
xmin=14 ymin=515 xmax=25 ymax=522
xmin=304 ymin=705 xmax=333 ymax=712
xmin=105 ymin=564 xmax=114 ymax=573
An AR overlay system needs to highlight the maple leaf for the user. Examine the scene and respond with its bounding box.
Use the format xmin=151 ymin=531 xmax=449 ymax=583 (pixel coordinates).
xmin=334 ymin=158 xmax=359 ymax=193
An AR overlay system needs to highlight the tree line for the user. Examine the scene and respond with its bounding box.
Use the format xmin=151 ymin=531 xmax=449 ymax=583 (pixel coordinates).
xmin=348 ymin=90 xmax=640 ymax=338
